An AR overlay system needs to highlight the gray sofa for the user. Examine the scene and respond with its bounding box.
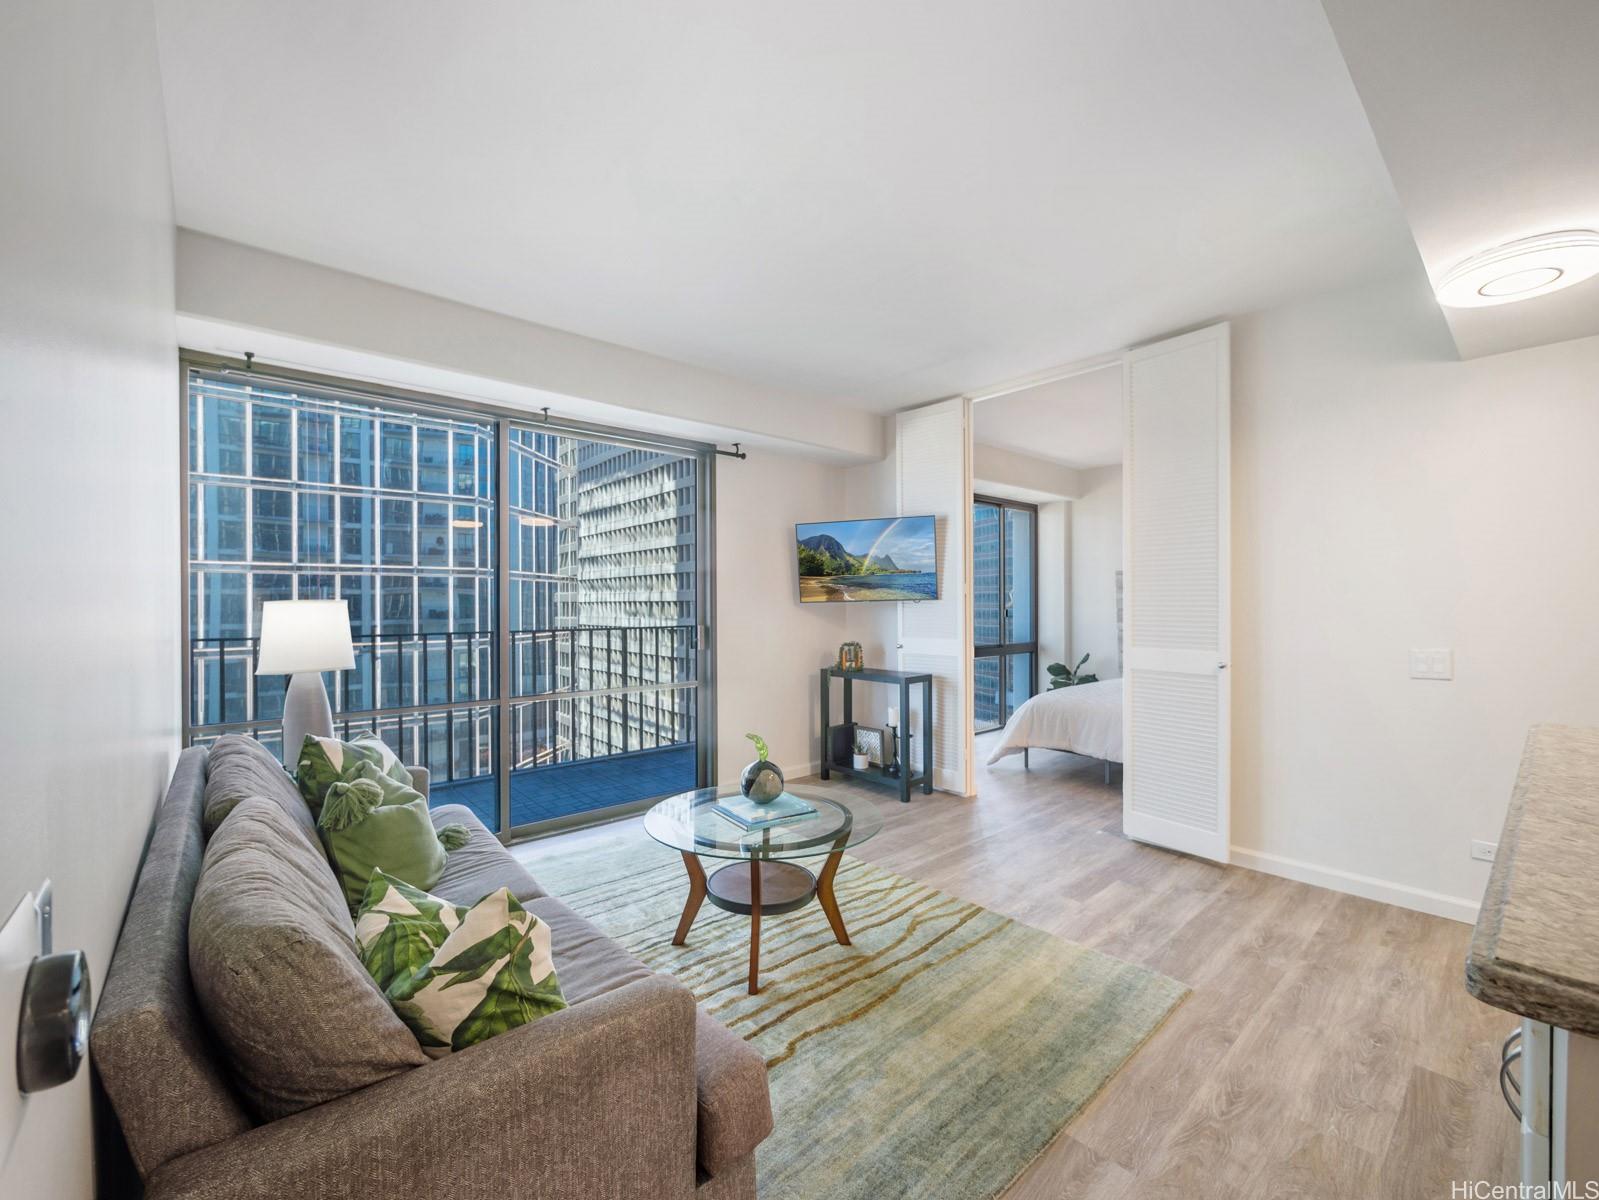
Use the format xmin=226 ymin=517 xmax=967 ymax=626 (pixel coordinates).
xmin=92 ymin=737 xmax=772 ymax=1199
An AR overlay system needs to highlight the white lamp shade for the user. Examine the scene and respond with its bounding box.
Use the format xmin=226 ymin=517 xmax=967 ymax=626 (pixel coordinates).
xmin=255 ymin=600 xmax=355 ymax=676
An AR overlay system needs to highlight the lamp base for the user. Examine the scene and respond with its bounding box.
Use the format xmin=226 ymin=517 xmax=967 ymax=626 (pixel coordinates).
xmin=282 ymin=672 xmax=334 ymax=768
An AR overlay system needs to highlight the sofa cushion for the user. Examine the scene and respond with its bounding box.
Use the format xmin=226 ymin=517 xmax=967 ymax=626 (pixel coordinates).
xmin=427 ymin=804 xmax=547 ymax=906
xmin=524 ymin=896 xmax=772 ymax=1176
xmin=189 ymin=798 xmax=427 ymax=1119
xmin=527 ymin=896 xmax=654 ymax=1003
xmin=356 ymin=872 xmax=568 ymax=1058
xmin=202 ymin=734 xmax=316 ymax=842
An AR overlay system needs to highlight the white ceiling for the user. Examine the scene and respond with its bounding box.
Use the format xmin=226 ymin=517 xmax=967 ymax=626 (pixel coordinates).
xmin=153 ymin=0 xmax=1418 ymax=410
xmin=974 ymin=365 xmax=1122 ymax=468
xmin=1322 ymin=0 xmax=1599 ymax=359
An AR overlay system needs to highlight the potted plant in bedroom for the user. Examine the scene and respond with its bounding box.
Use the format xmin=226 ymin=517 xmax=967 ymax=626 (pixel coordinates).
xmin=741 ymin=732 xmax=785 ymax=803
xmin=1045 ymin=654 xmax=1099 ymax=689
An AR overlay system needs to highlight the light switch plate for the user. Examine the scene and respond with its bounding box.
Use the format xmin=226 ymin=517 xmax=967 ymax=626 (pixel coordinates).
xmin=0 ymin=888 xmax=41 ymax=1170
xmin=1409 ymin=649 xmax=1454 ymax=680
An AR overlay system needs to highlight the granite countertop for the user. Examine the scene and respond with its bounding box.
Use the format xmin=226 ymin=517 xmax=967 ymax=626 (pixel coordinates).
xmin=1467 ymin=724 xmax=1599 ymax=1036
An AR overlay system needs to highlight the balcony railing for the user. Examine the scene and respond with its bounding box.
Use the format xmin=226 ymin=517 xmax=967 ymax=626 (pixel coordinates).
xmin=188 ymin=625 xmax=697 ymax=725
xmin=185 ymin=625 xmax=700 ymax=832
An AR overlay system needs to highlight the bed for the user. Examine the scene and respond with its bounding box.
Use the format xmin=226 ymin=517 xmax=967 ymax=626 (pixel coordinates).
xmin=985 ymin=678 xmax=1123 ymax=776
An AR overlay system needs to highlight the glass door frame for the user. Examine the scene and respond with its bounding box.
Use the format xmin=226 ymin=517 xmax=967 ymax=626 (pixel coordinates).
xmin=178 ymin=350 xmax=717 ymax=843
xmin=972 ymin=493 xmax=1039 ymax=734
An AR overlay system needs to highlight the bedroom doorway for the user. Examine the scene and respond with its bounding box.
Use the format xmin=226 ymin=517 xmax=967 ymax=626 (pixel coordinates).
xmin=964 ymin=325 xmax=1230 ymax=862
xmin=968 ymin=363 xmax=1121 ymax=781
xmin=972 ymin=495 xmax=1037 ymax=735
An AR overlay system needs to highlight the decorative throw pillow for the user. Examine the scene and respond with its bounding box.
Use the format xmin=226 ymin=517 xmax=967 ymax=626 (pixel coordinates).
xmin=296 ymin=731 xmax=412 ymax=815
xmin=317 ymin=765 xmax=470 ymax=911
xmin=355 ymin=871 xmax=567 ymax=1058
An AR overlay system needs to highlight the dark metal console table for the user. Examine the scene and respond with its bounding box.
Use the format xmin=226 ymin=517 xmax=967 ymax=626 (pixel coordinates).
xmin=818 ymin=666 xmax=934 ymax=803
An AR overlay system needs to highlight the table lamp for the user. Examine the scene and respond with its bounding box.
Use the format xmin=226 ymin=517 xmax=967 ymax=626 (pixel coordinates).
xmin=255 ymin=600 xmax=355 ymax=766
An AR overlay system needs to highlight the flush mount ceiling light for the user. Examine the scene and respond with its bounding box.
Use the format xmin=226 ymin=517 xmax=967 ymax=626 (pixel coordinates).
xmin=1435 ymin=230 xmax=1599 ymax=308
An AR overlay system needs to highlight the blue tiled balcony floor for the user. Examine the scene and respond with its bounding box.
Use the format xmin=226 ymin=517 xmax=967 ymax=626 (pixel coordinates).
xmin=430 ymin=744 xmax=697 ymax=832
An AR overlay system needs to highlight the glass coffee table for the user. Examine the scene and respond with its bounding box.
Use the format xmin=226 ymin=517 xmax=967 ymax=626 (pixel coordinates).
xmin=644 ymin=787 xmax=883 ymax=994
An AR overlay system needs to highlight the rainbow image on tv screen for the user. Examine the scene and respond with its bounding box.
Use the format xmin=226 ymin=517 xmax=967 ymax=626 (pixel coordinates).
xmin=795 ymin=515 xmax=939 ymax=603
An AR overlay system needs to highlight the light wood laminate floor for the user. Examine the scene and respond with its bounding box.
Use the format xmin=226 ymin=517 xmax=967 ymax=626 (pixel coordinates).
xmin=531 ymin=740 xmax=1519 ymax=1199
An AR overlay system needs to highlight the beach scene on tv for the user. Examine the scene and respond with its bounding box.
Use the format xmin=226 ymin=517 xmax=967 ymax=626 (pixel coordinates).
xmin=796 ymin=515 xmax=939 ymax=603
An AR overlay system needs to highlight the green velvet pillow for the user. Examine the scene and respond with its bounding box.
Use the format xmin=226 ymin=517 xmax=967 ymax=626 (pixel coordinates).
xmin=296 ymin=731 xmax=412 ymax=815
xmin=317 ymin=764 xmax=468 ymax=911
xmin=354 ymin=871 xmax=567 ymax=1058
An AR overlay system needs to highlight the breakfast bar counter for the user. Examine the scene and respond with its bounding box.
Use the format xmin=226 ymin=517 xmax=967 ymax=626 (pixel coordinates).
xmin=1467 ymin=724 xmax=1599 ymax=1035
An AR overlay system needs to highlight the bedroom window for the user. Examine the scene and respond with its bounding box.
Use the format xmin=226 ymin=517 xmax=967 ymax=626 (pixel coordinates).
xmin=972 ymin=496 xmax=1037 ymax=734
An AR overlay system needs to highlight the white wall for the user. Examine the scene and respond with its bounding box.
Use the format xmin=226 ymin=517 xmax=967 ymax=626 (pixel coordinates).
xmin=0 ymin=0 xmax=179 ymax=1194
xmin=972 ymin=442 xmax=1083 ymax=500
xmin=826 ymin=425 xmax=903 ymax=738
xmin=713 ymin=452 xmax=852 ymax=786
xmin=1231 ymin=271 xmax=1599 ymax=919
xmin=176 ymin=231 xmax=882 ymax=463
xmin=1069 ymin=466 xmax=1123 ymax=680
xmin=1037 ymin=501 xmax=1070 ymax=686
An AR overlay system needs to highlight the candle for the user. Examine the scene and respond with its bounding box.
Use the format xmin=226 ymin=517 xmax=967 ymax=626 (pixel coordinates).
xmin=887 ymin=706 xmax=899 ymax=726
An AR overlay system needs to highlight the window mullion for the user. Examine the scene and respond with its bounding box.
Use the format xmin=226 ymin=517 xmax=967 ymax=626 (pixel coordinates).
xmin=495 ymin=421 xmax=512 ymax=838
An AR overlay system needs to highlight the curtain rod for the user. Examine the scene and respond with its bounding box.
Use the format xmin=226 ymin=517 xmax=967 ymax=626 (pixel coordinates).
xmin=196 ymin=350 xmax=729 ymax=459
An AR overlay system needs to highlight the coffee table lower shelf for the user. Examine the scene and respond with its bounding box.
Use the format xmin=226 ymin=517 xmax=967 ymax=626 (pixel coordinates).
xmin=671 ymin=852 xmax=851 ymax=994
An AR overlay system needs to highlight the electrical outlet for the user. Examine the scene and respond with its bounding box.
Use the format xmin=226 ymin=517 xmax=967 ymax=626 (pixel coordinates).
xmin=1471 ymin=840 xmax=1497 ymax=863
xmin=1409 ymin=649 xmax=1454 ymax=680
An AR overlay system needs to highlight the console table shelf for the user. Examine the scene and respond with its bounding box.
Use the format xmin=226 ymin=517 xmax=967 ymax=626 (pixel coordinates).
xmin=818 ymin=666 xmax=934 ymax=804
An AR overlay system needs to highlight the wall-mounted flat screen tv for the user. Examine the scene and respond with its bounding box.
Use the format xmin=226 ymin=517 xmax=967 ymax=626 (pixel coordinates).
xmin=795 ymin=515 xmax=939 ymax=603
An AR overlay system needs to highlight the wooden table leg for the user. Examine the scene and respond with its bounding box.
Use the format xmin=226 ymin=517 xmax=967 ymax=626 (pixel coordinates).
xmin=899 ymin=680 xmax=912 ymax=804
xmin=748 ymin=859 xmax=762 ymax=994
xmin=817 ymin=849 xmax=850 ymax=946
xmin=672 ymin=851 xmax=707 ymax=946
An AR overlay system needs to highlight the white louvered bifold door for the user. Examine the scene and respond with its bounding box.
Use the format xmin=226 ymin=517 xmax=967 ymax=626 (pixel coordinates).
xmin=1122 ymin=323 xmax=1231 ymax=861
xmin=896 ymin=397 xmax=975 ymax=796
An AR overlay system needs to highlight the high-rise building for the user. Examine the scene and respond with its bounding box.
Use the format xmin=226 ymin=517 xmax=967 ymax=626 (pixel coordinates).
xmin=186 ymin=367 xmax=700 ymax=828
xmin=186 ymin=370 xmax=497 ymax=772
xmin=554 ymin=440 xmax=698 ymax=761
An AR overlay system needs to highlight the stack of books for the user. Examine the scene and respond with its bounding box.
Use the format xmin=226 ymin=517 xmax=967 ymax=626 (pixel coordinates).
xmin=712 ymin=792 xmax=816 ymax=831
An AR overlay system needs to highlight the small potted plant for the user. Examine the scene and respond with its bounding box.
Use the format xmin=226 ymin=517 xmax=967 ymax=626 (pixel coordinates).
xmin=1045 ymin=653 xmax=1099 ymax=689
xmin=741 ymin=733 xmax=784 ymax=803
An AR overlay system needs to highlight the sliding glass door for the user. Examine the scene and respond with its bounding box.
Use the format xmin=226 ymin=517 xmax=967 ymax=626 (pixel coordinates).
xmin=181 ymin=357 xmax=710 ymax=838
xmin=504 ymin=427 xmax=701 ymax=829
xmin=972 ymin=496 xmax=1037 ymax=734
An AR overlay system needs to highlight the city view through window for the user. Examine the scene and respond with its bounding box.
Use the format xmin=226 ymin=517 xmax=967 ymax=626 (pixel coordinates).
xmin=184 ymin=364 xmax=704 ymax=832
xmin=973 ymin=497 xmax=1036 ymax=733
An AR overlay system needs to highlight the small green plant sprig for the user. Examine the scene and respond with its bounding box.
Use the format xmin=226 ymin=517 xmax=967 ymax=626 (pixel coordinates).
xmin=746 ymin=732 xmax=770 ymax=761
xmin=1045 ymin=654 xmax=1099 ymax=689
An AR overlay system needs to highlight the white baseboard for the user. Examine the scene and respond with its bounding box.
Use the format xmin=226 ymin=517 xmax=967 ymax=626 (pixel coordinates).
xmin=1229 ymin=845 xmax=1480 ymax=926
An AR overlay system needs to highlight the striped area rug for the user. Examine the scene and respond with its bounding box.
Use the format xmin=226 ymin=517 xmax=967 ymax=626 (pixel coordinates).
xmin=520 ymin=829 xmax=1186 ymax=1200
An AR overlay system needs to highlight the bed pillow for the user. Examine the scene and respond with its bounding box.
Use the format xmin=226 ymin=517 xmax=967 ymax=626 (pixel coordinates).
xmin=317 ymin=766 xmax=468 ymax=911
xmin=296 ymin=731 xmax=412 ymax=815
xmin=354 ymin=871 xmax=567 ymax=1058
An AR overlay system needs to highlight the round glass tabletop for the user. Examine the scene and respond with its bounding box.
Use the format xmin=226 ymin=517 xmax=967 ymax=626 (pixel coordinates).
xmin=644 ymin=787 xmax=884 ymax=861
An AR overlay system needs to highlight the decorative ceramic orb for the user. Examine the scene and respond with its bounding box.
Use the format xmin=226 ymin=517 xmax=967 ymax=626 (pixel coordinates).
xmin=741 ymin=759 xmax=785 ymax=803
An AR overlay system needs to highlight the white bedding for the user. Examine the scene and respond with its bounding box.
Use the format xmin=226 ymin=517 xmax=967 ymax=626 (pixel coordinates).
xmin=985 ymin=678 xmax=1123 ymax=765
